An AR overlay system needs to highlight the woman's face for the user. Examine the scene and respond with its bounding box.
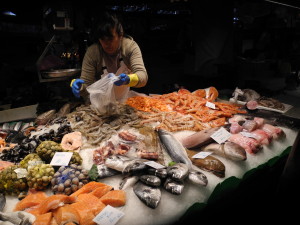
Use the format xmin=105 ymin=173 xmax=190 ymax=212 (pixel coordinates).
xmin=99 ymin=28 xmax=122 ymax=55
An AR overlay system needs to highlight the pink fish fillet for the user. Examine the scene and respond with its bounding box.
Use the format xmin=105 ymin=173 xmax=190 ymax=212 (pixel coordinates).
xmin=229 ymin=133 xmax=262 ymax=154
xmin=230 ymin=122 xmax=243 ymax=134
xmin=253 ymin=117 xmax=265 ymax=128
xmin=261 ymin=124 xmax=284 ymax=139
xmin=251 ymin=129 xmax=273 ymax=145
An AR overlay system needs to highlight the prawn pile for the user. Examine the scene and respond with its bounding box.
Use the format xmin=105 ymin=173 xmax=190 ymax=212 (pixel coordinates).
xmin=67 ymin=103 xmax=142 ymax=147
xmin=126 ymin=87 xmax=246 ymax=132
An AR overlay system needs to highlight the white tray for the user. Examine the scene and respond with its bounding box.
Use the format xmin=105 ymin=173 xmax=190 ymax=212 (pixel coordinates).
xmin=229 ymin=98 xmax=293 ymax=114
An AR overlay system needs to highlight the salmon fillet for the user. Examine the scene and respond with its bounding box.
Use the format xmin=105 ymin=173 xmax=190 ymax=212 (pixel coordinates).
xmin=100 ymin=190 xmax=126 ymax=207
xmin=14 ymin=191 xmax=48 ymax=211
xmin=33 ymin=212 xmax=52 ymax=225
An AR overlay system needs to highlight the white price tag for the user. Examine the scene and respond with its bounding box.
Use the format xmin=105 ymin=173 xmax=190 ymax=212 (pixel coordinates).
xmin=206 ymin=101 xmax=216 ymax=109
xmin=192 ymin=151 xmax=212 ymax=159
xmin=14 ymin=168 xmax=28 ymax=178
xmin=93 ymin=205 xmax=125 ymax=225
xmin=240 ymin=131 xmax=256 ymax=139
xmin=210 ymin=127 xmax=232 ymax=144
xmin=50 ymin=152 xmax=73 ymax=166
xmin=144 ymin=161 xmax=165 ymax=169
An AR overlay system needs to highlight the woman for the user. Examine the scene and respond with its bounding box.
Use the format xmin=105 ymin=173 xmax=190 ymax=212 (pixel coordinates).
xmin=71 ymin=12 xmax=148 ymax=101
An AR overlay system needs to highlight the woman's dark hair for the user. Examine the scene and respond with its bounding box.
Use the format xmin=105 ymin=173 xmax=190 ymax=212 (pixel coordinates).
xmin=93 ymin=12 xmax=123 ymax=41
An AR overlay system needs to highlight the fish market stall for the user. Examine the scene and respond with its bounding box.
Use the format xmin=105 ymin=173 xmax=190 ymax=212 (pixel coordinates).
xmin=0 ymin=86 xmax=299 ymax=225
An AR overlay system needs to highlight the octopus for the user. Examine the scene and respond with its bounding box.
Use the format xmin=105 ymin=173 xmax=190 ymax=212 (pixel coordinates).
xmin=61 ymin=131 xmax=82 ymax=151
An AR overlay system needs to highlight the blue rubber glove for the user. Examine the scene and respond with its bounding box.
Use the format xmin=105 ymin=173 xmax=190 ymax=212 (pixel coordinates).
xmin=114 ymin=73 xmax=130 ymax=86
xmin=70 ymin=79 xmax=85 ymax=98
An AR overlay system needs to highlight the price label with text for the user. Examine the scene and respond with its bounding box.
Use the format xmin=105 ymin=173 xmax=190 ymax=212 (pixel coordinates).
xmin=50 ymin=152 xmax=73 ymax=166
xmin=210 ymin=127 xmax=232 ymax=144
xmin=93 ymin=205 xmax=125 ymax=225
xmin=192 ymin=151 xmax=212 ymax=159
xmin=144 ymin=161 xmax=165 ymax=169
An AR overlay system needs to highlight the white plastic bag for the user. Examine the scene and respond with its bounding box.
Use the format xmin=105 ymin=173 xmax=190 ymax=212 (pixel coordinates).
xmin=86 ymin=74 xmax=119 ymax=115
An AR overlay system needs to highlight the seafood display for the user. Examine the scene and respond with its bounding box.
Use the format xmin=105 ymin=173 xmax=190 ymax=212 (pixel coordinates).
xmin=0 ymin=85 xmax=296 ymax=225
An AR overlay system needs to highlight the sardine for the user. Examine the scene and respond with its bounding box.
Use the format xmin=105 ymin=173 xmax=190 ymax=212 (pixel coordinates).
xmin=181 ymin=127 xmax=220 ymax=149
xmin=97 ymin=164 xmax=120 ymax=179
xmin=186 ymin=149 xmax=226 ymax=178
xmin=188 ymin=170 xmax=208 ymax=186
xmin=167 ymin=163 xmax=189 ymax=182
xmin=201 ymin=141 xmax=247 ymax=161
xmin=140 ymin=175 xmax=161 ymax=187
xmin=0 ymin=193 xmax=5 ymax=212
xmin=35 ymin=109 xmax=56 ymax=125
xmin=133 ymin=181 xmax=161 ymax=209
xmin=148 ymin=168 xmax=168 ymax=179
xmin=119 ymin=175 xmax=139 ymax=190
xmin=164 ymin=178 xmax=184 ymax=195
xmin=158 ymin=129 xmax=193 ymax=169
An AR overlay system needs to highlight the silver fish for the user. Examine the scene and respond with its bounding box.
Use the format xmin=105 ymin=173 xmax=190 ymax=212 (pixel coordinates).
xmin=201 ymin=141 xmax=247 ymax=161
xmin=167 ymin=163 xmax=189 ymax=182
xmin=164 ymin=178 xmax=184 ymax=195
xmin=188 ymin=170 xmax=208 ymax=186
xmin=105 ymin=155 xmax=148 ymax=174
xmin=0 ymin=211 xmax=35 ymax=225
xmin=119 ymin=175 xmax=139 ymax=190
xmin=104 ymin=155 xmax=131 ymax=172
xmin=140 ymin=175 xmax=161 ymax=187
xmin=133 ymin=181 xmax=161 ymax=209
xmin=2 ymin=123 xmax=10 ymax=130
xmin=13 ymin=121 xmax=23 ymax=132
xmin=0 ymin=193 xmax=5 ymax=211
xmin=181 ymin=127 xmax=220 ymax=149
xmin=158 ymin=129 xmax=193 ymax=168
xmin=97 ymin=164 xmax=120 ymax=179
xmin=123 ymin=159 xmax=148 ymax=175
xmin=147 ymin=168 xmax=168 ymax=179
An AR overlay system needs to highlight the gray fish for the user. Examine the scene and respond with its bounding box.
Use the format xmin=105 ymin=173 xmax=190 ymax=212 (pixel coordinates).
xmin=201 ymin=141 xmax=247 ymax=161
xmin=97 ymin=164 xmax=120 ymax=179
xmin=167 ymin=163 xmax=189 ymax=182
xmin=0 ymin=193 xmax=5 ymax=211
xmin=122 ymin=159 xmax=148 ymax=175
xmin=181 ymin=127 xmax=220 ymax=149
xmin=119 ymin=175 xmax=139 ymax=190
xmin=133 ymin=181 xmax=161 ymax=209
xmin=164 ymin=178 xmax=184 ymax=195
xmin=188 ymin=170 xmax=208 ymax=186
xmin=158 ymin=129 xmax=193 ymax=168
xmin=104 ymin=155 xmax=131 ymax=172
xmin=140 ymin=175 xmax=161 ymax=187
xmin=148 ymin=168 xmax=168 ymax=179
xmin=0 ymin=211 xmax=35 ymax=225
xmin=105 ymin=155 xmax=148 ymax=174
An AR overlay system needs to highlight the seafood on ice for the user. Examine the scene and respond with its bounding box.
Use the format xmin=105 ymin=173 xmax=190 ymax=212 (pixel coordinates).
xmin=60 ymin=131 xmax=82 ymax=151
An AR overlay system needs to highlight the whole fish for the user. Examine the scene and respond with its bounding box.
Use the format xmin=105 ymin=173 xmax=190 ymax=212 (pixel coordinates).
xmin=200 ymin=141 xmax=247 ymax=161
xmin=186 ymin=149 xmax=226 ymax=178
xmin=13 ymin=121 xmax=23 ymax=132
xmin=105 ymin=155 xmax=148 ymax=174
xmin=158 ymin=129 xmax=193 ymax=169
xmin=133 ymin=181 xmax=161 ymax=209
xmin=167 ymin=163 xmax=189 ymax=182
xmin=164 ymin=178 xmax=184 ymax=195
xmin=181 ymin=127 xmax=220 ymax=149
xmin=188 ymin=170 xmax=208 ymax=186
xmin=35 ymin=109 xmax=56 ymax=125
xmin=97 ymin=164 xmax=120 ymax=179
xmin=140 ymin=175 xmax=161 ymax=187
xmin=147 ymin=168 xmax=168 ymax=179
xmin=119 ymin=175 xmax=139 ymax=190
xmin=2 ymin=123 xmax=10 ymax=130
xmin=0 ymin=193 xmax=5 ymax=211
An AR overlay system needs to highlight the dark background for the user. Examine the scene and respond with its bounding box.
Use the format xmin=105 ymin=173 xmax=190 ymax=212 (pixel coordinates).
xmin=1 ymin=0 xmax=300 ymax=108
xmin=0 ymin=0 xmax=300 ymax=223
